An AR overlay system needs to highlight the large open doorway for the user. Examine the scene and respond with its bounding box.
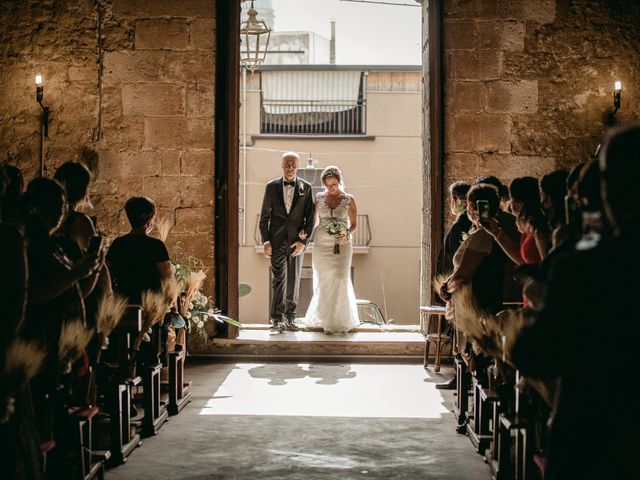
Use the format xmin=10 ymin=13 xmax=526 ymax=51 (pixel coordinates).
xmin=215 ymin=0 xmax=443 ymax=341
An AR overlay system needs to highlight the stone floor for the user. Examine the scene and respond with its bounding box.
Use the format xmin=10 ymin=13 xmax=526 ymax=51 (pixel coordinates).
xmin=106 ymin=361 xmax=490 ymax=480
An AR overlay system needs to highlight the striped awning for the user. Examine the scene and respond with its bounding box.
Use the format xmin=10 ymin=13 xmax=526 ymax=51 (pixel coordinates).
xmin=261 ymin=70 xmax=363 ymax=113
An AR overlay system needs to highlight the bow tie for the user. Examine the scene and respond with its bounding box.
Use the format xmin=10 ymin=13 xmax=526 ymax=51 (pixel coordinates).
xmin=283 ymin=180 xmax=296 ymax=187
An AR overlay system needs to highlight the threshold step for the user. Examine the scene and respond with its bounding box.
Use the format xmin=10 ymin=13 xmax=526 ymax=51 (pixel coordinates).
xmin=194 ymin=329 xmax=425 ymax=357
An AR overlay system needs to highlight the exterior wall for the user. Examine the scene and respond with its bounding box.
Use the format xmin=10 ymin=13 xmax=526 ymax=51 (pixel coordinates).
xmin=0 ymin=0 xmax=217 ymax=295
xmin=239 ymin=70 xmax=423 ymax=324
xmin=439 ymin=0 xmax=640 ymax=219
xmin=265 ymin=32 xmax=331 ymax=65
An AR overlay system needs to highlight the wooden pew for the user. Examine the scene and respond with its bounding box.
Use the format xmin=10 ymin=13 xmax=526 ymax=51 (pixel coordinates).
xmin=67 ymin=406 xmax=108 ymax=480
xmin=140 ymin=324 xmax=169 ymax=436
xmin=94 ymin=306 xmax=142 ymax=466
xmin=167 ymin=344 xmax=192 ymax=415
xmin=467 ymin=372 xmax=500 ymax=455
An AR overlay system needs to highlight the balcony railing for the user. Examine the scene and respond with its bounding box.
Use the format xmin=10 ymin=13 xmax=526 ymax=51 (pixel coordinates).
xmin=254 ymin=214 xmax=372 ymax=249
xmin=261 ymin=101 xmax=366 ymax=135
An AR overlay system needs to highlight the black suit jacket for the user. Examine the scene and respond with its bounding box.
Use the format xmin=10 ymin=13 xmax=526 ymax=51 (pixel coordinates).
xmin=259 ymin=177 xmax=315 ymax=250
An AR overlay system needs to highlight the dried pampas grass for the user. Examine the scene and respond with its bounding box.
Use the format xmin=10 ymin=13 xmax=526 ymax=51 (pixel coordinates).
xmin=180 ymin=270 xmax=206 ymax=316
xmin=155 ymin=215 xmax=172 ymax=243
xmin=59 ymin=319 xmax=94 ymax=371
xmin=96 ymin=293 xmax=128 ymax=337
xmin=3 ymin=340 xmax=46 ymax=388
xmin=446 ymin=285 xmax=555 ymax=406
xmin=135 ymin=290 xmax=165 ymax=349
xmin=162 ymin=276 xmax=180 ymax=307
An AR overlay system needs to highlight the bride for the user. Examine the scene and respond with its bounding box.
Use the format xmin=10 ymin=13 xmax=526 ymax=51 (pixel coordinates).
xmin=304 ymin=166 xmax=360 ymax=333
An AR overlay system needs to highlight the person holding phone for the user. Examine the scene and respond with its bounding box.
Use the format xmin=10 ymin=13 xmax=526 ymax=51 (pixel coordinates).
xmin=54 ymin=161 xmax=109 ymax=302
xmin=441 ymin=184 xmax=508 ymax=316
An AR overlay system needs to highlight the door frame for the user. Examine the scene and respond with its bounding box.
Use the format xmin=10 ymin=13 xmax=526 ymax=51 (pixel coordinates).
xmin=214 ymin=0 xmax=444 ymax=331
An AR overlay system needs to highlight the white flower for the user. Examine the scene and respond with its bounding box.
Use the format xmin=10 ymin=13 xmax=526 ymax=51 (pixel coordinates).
xmin=201 ymin=296 xmax=208 ymax=306
xmin=196 ymin=320 xmax=204 ymax=328
xmin=185 ymin=312 xmax=192 ymax=319
xmin=189 ymin=302 xmax=194 ymax=309
xmin=207 ymin=308 xmax=214 ymax=314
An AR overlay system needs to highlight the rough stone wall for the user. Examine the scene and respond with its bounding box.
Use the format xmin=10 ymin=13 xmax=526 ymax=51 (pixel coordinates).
xmin=0 ymin=0 xmax=216 ymax=295
xmin=0 ymin=1 xmax=99 ymax=180
xmin=442 ymin=0 xmax=640 ymax=197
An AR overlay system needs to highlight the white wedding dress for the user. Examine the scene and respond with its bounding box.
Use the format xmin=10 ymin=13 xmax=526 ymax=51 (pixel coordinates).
xmin=304 ymin=194 xmax=360 ymax=333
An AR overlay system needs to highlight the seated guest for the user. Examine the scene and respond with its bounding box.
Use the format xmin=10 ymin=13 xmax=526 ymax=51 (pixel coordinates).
xmin=54 ymin=161 xmax=111 ymax=307
xmin=1 ymin=165 xmax=24 ymax=228
xmin=540 ymin=169 xmax=569 ymax=231
xmin=483 ymin=176 xmax=550 ymax=264
xmin=0 ymin=167 xmax=42 ymax=480
xmin=106 ymin=196 xmax=172 ymax=304
xmin=442 ymin=184 xmax=508 ymax=314
xmin=473 ymin=175 xmax=521 ymax=302
xmin=20 ymin=178 xmax=102 ymax=439
xmin=512 ymin=122 xmax=640 ymax=480
xmin=436 ymin=181 xmax=472 ymax=276
xmin=434 ymin=180 xmax=471 ymax=390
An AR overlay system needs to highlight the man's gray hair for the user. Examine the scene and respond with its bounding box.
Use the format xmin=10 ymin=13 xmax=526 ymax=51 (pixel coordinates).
xmin=281 ymin=151 xmax=300 ymax=163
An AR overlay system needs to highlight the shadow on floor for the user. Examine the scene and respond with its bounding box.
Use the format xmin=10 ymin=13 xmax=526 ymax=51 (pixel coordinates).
xmin=248 ymin=363 xmax=356 ymax=385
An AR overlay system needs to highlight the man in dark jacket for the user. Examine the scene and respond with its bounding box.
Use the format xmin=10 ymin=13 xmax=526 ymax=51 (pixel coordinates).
xmin=259 ymin=152 xmax=315 ymax=331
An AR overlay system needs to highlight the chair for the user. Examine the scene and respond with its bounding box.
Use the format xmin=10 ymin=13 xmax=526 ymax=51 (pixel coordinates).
xmin=419 ymin=305 xmax=451 ymax=372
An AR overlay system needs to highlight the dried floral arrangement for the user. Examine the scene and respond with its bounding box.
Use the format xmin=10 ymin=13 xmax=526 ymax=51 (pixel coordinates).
xmin=434 ymin=276 xmax=554 ymax=406
xmin=1 ymin=340 xmax=46 ymax=423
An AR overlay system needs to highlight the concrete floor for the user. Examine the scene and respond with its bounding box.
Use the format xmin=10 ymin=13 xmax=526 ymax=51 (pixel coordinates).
xmin=106 ymin=361 xmax=490 ymax=480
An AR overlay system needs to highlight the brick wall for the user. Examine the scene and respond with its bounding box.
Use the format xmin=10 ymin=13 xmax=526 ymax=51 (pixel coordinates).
xmin=0 ymin=0 xmax=216 ymax=295
xmin=440 ymin=0 xmax=640 ymax=196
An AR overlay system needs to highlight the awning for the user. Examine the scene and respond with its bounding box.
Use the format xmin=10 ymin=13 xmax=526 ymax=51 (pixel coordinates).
xmin=261 ymin=70 xmax=363 ymax=114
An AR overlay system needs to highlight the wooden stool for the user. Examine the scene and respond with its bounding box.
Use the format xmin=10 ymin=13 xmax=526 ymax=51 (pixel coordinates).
xmin=167 ymin=346 xmax=192 ymax=415
xmin=420 ymin=305 xmax=451 ymax=372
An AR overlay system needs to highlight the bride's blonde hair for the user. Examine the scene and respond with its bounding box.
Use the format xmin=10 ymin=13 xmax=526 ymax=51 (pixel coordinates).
xmin=321 ymin=165 xmax=344 ymax=187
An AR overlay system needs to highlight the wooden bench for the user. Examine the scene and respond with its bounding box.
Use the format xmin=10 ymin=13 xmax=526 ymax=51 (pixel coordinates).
xmin=167 ymin=345 xmax=192 ymax=415
xmin=94 ymin=306 xmax=143 ymax=466
xmin=419 ymin=305 xmax=451 ymax=372
xmin=141 ymin=324 xmax=169 ymax=437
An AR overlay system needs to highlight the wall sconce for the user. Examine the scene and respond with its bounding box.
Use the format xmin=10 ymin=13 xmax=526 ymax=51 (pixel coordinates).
xmin=35 ymin=74 xmax=49 ymax=138
xmin=613 ymin=80 xmax=622 ymax=113
xmin=35 ymin=74 xmax=50 ymax=176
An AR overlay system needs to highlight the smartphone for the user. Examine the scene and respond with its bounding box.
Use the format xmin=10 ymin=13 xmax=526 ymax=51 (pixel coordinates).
xmin=476 ymin=200 xmax=490 ymax=226
xmin=87 ymin=234 xmax=103 ymax=255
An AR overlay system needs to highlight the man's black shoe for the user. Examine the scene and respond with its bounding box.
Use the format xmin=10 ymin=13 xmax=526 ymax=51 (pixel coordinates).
xmin=283 ymin=319 xmax=300 ymax=331
xmin=435 ymin=375 xmax=457 ymax=390
xmin=270 ymin=322 xmax=285 ymax=333
xmin=456 ymin=423 xmax=467 ymax=435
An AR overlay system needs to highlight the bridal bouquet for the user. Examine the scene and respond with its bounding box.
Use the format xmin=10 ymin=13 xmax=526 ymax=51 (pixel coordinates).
xmin=326 ymin=217 xmax=349 ymax=254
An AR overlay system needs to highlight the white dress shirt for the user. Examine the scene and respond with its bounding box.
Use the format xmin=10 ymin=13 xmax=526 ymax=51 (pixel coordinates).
xmin=283 ymin=177 xmax=296 ymax=214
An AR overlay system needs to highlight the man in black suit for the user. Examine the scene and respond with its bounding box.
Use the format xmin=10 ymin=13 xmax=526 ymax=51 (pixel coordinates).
xmin=512 ymin=122 xmax=640 ymax=479
xmin=259 ymin=152 xmax=315 ymax=332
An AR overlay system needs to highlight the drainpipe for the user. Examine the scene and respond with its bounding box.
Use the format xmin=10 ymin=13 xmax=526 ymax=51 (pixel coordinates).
xmin=330 ymin=20 xmax=336 ymax=64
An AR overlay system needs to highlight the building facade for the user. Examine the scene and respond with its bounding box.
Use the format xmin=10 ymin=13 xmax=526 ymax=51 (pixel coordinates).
xmin=239 ymin=65 xmax=423 ymax=325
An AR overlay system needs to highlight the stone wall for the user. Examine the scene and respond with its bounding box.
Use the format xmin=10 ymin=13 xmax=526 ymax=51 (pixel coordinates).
xmin=0 ymin=0 xmax=217 ymax=295
xmin=441 ymin=0 xmax=640 ymax=195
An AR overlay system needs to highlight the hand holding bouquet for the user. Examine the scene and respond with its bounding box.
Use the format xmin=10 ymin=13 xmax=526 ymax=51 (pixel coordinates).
xmin=326 ymin=217 xmax=349 ymax=254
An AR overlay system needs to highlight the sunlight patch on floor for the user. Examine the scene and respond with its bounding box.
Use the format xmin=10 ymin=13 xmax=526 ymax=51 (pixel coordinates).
xmin=198 ymin=363 xmax=449 ymax=419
